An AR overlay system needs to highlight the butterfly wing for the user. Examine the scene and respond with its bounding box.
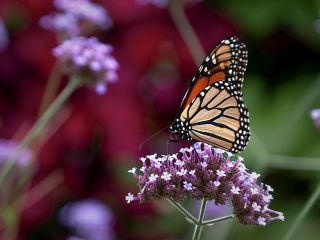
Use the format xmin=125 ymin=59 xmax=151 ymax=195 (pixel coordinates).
xmin=180 ymin=86 xmax=250 ymax=152
xmin=171 ymin=36 xmax=250 ymax=153
xmin=178 ymin=36 xmax=247 ymax=114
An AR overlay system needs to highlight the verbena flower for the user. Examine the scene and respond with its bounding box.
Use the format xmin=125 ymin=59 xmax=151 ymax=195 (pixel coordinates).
xmin=53 ymin=36 xmax=119 ymax=94
xmin=126 ymin=142 xmax=284 ymax=226
xmin=310 ymin=108 xmax=320 ymax=128
xmin=54 ymin=0 xmax=112 ymax=29
xmin=40 ymin=0 xmax=112 ymax=38
xmin=0 ymin=18 xmax=8 ymax=52
xmin=59 ymin=199 xmax=115 ymax=240
xmin=40 ymin=13 xmax=80 ymax=38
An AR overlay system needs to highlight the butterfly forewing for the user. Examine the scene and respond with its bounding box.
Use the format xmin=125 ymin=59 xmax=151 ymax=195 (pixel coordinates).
xmin=170 ymin=36 xmax=250 ymax=153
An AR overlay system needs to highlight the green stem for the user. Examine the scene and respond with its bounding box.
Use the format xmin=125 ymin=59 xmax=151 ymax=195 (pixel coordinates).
xmin=168 ymin=0 xmax=205 ymax=66
xmin=38 ymin=62 xmax=62 ymax=115
xmin=282 ymin=183 xmax=320 ymax=240
xmin=21 ymin=170 xmax=63 ymax=209
xmin=192 ymin=199 xmax=207 ymax=240
xmin=269 ymin=155 xmax=320 ymax=172
xmin=1 ymin=204 xmax=18 ymax=240
xmin=247 ymin=131 xmax=271 ymax=171
xmin=276 ymin=73 xmax=320 ymax=147
xmin=167 ymin=198 xmax=198 ymax=225
xmin=0 ymin=76 xmax=82 ymax=184
xmin=203 ymin=214 xmax=234 ymax=226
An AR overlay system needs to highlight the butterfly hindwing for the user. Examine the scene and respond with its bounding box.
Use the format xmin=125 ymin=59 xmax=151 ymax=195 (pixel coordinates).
xmin=180 ymin=85 xmax=250 ymax=152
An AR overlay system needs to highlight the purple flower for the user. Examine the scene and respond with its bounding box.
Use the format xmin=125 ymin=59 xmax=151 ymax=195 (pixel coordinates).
xmin=53 ymin=37 xmax=119 ymax=94
xmin=310 ymin=108 xmax=320 ymax=128
xmin=0 ymin=18 xmax=8 ymax=52
xmin=67 ymin=237 xmax=85 ymax=240
xmin=54 ymin=0 xmax=112 ymax=29
xmin=40 ymin=13 xmax=80 ymax=38
xmin=59 ymin=199 xmax=115 ymax=240
xmin=40 ymin=0 xmax=112 ymax=38
xmin=127 ymin=142 xmax=284 ymax=226
xmin=0 ymin=139 xmax=34 ymax=168
xmin=125 ymin=193 xmax=135 ymax=203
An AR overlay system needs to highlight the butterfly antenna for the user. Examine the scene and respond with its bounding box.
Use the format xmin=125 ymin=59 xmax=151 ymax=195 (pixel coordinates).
xmin=138 ymin=126 xmax=170 ymax=151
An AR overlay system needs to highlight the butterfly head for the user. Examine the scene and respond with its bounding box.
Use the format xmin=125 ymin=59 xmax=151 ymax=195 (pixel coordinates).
xmin=169 ymin=119 xmax=192 ymax=141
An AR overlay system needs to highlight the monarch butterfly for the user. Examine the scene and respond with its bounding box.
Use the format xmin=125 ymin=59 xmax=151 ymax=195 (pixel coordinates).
xmin=169 ymin=36 xmax=250 ymax=153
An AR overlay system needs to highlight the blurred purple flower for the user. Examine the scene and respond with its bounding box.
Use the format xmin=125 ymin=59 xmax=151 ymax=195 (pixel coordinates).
xmin=54 ymin=0 xmax=112 ymax=29
xmin=40 ymin=0 xmax=112 ymax=38
xmin=127 ymin=142 xmax=284 ymax=226
xmin=0 ymin=139 xmax=34 ymax=168
xmin=310 ymin=108 xmax=320 ymax=128
xmin=67 ymin=237 xmax=85 ymax=240
xmin=0 ymin=18 xmax=8 ymax=52
xmin=52 ymin=36 xmax=119 ymax=94
xmin=40 ymin=13 xmax=80 ymax=38
xmin=59 ymin=199 xmax=115 ymax=240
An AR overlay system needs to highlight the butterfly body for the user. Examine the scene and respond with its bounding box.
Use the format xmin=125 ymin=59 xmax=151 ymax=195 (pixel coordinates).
xmin=169 ymin=36 xmax=250 ymax=153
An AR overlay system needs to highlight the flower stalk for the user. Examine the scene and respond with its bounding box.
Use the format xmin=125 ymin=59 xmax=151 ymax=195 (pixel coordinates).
xmin=0 ymin=75 xmax=83 ymax=184
xmin=167 ymin=198 xmax=198 ymax=224
xmin=203 ymin=214 xmax=234 ymax=226
xmin=282 ymin=183 xmax=320 ymax=240
xmin=192 ymin=198 xmax=207 ymax=240
xmin=168 ymin=0 xmax=205 ymax=66
xmin=38 ymin=62 xmax=62 ymax=115
xmin=168 ymin=197 xmax=234 ymax=239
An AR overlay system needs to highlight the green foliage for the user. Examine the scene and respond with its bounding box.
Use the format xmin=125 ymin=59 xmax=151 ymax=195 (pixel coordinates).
xmin=214 ymin=0 xmax=320 ymax=46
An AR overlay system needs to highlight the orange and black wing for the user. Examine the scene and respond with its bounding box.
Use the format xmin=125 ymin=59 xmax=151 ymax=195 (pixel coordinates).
xmin=171 ymin=36 xmax=250 ymax=153
xmin=177 ymin=36 xmax=247 ymax=115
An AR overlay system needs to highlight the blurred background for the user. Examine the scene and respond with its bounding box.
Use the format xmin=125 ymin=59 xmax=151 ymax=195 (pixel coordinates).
xmin=0 ymin=0 xmax=320 ymax=239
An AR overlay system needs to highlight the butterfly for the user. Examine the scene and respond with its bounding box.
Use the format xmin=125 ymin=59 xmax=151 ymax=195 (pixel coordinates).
xmin=169 ymin=36 xmax=250 ymax=153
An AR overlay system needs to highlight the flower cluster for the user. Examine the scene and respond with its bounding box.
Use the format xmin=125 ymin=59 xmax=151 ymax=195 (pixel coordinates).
xmin=0 ymin=18 xmax=8 ymax=52
xmin=310 ymin=108 xmax=320 ymax=128
xmin=53 ymin=37 xmax=119 ymax=94
xmin=126 ymin=142 xmax=284 ymax=226
xmin=40 ymin=0 xmax=112 ymax=38
xmin=59 ymin=199 xmax=115 ymax=240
